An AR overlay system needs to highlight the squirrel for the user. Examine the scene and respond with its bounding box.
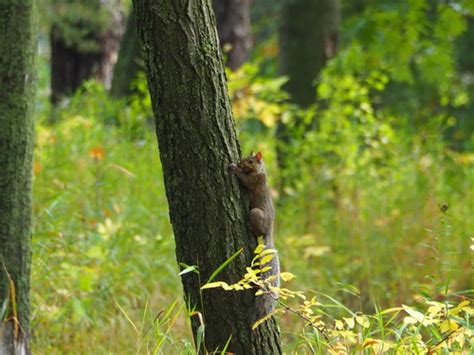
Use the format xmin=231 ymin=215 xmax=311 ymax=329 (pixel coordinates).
xmin=229 ymin=151 xmax=280 ymax=322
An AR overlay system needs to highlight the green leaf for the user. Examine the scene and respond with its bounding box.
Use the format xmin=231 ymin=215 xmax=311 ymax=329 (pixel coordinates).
xmin=206 ymin=248 xmax=243 ymax=284
xmin=179 ymin=265 xmax=198 ymax=276
xmin=196 ymin=323 xmax=205 ymax=353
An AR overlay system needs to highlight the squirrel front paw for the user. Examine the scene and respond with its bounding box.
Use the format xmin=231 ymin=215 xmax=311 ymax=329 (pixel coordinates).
xmin=228 ymin=162 xmax=238 ymax=171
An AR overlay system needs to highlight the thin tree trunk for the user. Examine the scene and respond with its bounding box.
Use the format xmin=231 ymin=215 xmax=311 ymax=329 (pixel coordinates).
xmin=133 ymin=0 xmax=282 ymax=353
xmin=0 ymin=0 xmax=37 ymax=353
xmin=213 ymin=0 xmax=252 ymax=70
xmin=110 ymin=6 xmax=142 ymax=98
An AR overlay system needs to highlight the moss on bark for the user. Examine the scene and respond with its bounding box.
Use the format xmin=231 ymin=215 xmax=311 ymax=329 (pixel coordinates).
xmin=0 ymin=0 xmax=37 ymax=352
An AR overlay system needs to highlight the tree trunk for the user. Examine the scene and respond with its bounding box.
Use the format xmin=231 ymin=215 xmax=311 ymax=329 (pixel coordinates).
xmin=50 ymin=0 xmax=124 ymax=104
xmin=0 ymin=0 xmax=36 ymax=353
xmin=133 ymin=0 xmax=282 ymax=353
xmin=277 ymin=0 xmax=340 ymax=187
xmin=213 ymin=0 xmax=252 ymax=71
xmin=279 ymin=0 xmax=340 ymax=107
xmin=110 ymin=6 xmax=142 ymax=98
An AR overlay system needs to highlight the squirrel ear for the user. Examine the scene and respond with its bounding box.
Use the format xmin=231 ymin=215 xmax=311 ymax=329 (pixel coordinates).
xmin=255 ymin=152 xmax=263 ymax=161
xmin=250 ymin=150 xmax=255 ymax=156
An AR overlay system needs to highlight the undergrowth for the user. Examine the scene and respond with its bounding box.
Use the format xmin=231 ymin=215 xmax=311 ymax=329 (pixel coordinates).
xmin=30 ymin=65 xmax=473 ymax=352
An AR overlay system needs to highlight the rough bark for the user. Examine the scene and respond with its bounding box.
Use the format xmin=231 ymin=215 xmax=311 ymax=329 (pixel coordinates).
xmin=50 ymin=0 xmax=124 ymax=104
xmin=110 ymin=6 xmax=142 ymax=98
xmin=0 ymin=0 xmax=37 ymax=353
xmin=279 ymin=0 xmax=340 ymax=107
xmin=133 ymin=0 xmax=281 ymax=353
xmin=213 ymin=0 xmax=252 ymax=71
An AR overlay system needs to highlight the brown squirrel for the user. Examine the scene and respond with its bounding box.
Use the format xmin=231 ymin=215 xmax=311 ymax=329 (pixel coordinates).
xmin=229 ymin=151 xmax=280 ymax=322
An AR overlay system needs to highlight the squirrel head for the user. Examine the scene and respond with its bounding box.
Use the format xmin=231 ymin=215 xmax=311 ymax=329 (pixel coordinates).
xmin=239 ymin=151 xmax=265 ymax=174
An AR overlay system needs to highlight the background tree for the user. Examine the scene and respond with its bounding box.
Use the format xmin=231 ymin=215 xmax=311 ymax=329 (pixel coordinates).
xmin=213 ymin=0 xmax=252 ymax=70
xmin=110 ymin=0 xmax=251 ymax=99
xmin=276 ymin=0 xmax=341 ymax=186
xmin=133 ymin=0 xmax=281 ymax=353
xmin=49 ymin=0 xmax=124 ymax=104
xmin=110 ymin=6 xmax=142 ymax=98
xmin=0 ymin=0 xmax=37 ymax=353
xmin=279 ymin=0 xmax=340 ymax=107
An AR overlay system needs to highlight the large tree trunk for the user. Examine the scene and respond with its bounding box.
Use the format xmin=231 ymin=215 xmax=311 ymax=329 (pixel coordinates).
xmin=50 ymin=0 xmax=123 ymax=104
xmin=213 ymin=0 xmax=252 ymax=70
xmin=110 ymin=6 xmax=142 ymax=98
xmin=133 ymin=0 xmax=282 ymax=353
xmin=0 ymin=0 xmax=36 ymax=353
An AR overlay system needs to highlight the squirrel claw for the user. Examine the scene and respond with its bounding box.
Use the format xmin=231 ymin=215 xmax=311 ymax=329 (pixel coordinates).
xmin=228 ymin=162 xmax=237 ymax=170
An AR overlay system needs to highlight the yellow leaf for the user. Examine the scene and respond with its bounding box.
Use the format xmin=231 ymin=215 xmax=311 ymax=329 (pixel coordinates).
xmin=279 ymin=272 xmax=295 ymax=282
xmin=254 ymin=244 xmax=265 ymax=255
xmin=343 ymin=317 xmax=355 ymax=329
xmin=260 ymin=254 xmax=274 ymax=265
xmin=380 ymin=307 xmax=403 ymax=315
xmin=356 ymin=315 xmax=370 ymax=328
xmin=251 ymin=310 xmax=276 ymax=329
xmin=449 ymin=300 xmax=470 ymax=316
xmin=259 ymin=248 xmax=277 ymax=256
xmin=454 ymin=332 xmax=465 ymax=347
xmin=201 ymin=281 xmax=229 ymax=290
xmin=427 ymin=302 xmax=444 ymax=317
xmin=246 ymin=267 xmax=257 ymax=277
xmin=335 ymin=319 xmax=344 ymax=330
xmin=403 ymin=316 xmax=417 ymax=325
xmin=439 ymin=320 xmax=459 ymax=333
xmin=402 ymin=304 xmax=427 ymax=324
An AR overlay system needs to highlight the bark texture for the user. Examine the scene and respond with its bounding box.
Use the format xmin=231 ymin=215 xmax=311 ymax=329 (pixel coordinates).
xmin=110 ymin=6 xmax=142 ymax=98
xmin=50 ymin=0 xmax=124 ymax=104
xmin=133 ymin=0 xmax=281 ymax=353
xmin=213 ymin=0 xmax=252 ymax=70
xmin=279 ymin=0 xmax=340 ymax=107
xmin=0 ymin=0 xmax=36 ymax=353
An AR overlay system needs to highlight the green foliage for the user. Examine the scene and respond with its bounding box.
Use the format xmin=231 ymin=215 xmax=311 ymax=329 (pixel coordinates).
xmin=45 ymin=0 xmax=115 ymax=52
xmin=339 ymin=0 xmax=474 ymax=147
